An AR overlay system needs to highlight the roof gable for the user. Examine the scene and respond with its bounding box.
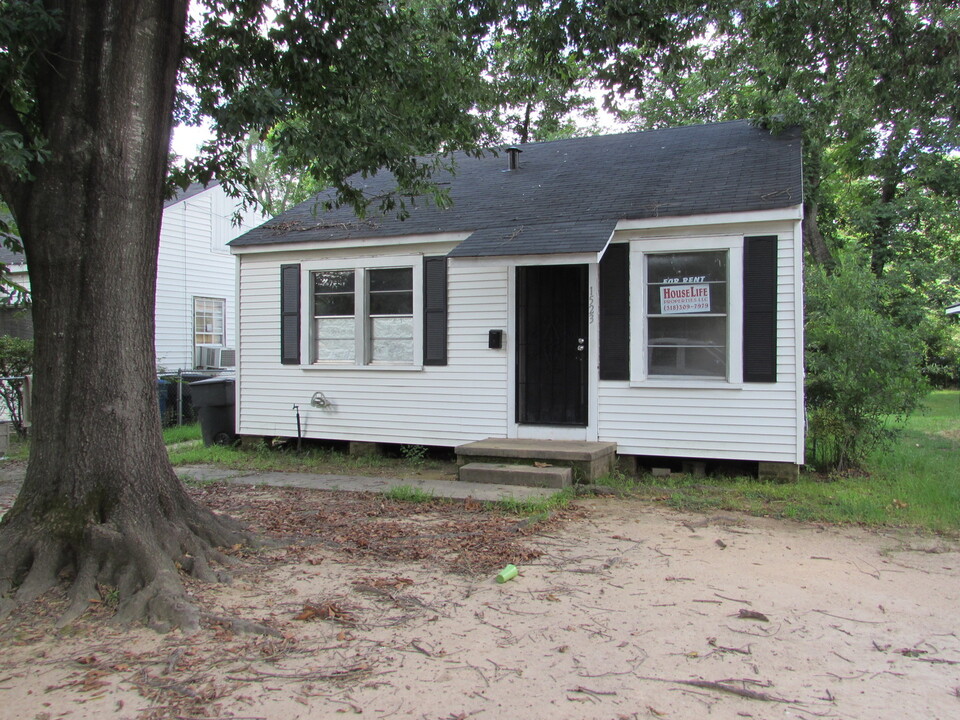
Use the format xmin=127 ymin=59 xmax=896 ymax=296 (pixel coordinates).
xmin=164 ymin=180 xmax=220 ymax=209
xmin=231 ymin=120 xmax=803 ymax=255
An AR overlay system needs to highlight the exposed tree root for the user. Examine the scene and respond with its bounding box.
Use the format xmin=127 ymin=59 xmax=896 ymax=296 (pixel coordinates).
xmin=0 ymin=492 xmax=260 ymax=633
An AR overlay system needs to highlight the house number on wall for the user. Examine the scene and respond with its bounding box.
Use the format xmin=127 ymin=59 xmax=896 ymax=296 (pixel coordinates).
xmin=588 ymin=287 xmax=595 ymax=324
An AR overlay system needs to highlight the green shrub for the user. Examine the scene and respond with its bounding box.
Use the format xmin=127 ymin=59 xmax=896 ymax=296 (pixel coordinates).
xmin=399 ymin=443 xmax=428 ymax=464
xmin=805 ymin=258 xmax=928 ymax=471
xmin=0 ymin=335 xmax=32 ymax=435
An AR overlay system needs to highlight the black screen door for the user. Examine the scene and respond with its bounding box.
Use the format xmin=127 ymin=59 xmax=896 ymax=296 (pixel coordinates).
xmin=516 ymin=265 xmax=588 ymax=426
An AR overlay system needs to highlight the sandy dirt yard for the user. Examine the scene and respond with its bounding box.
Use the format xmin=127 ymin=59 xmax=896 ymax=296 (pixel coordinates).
xmin=0 ymin=483 xmax=958 ymax=720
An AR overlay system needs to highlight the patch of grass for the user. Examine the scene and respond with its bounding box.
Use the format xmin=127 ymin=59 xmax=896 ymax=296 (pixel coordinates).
xmin=163 ymin=422 xmax=203 ymax=445
xmin=168 ymin=443 xmax=246 ymax=466
xmin=383 ymin=485 xmax=436 ymax=503
xmin=600 ymin=391 xmax=960 ymax=533
xmin=179 ymin=472 xmax=220 ymax=488
xmin=167 ymin=438 xmax=460 ymax=481
xmin=5 ymin=432 xmax=29 ymax=460
xmin=491 ymin=488 xmax=573 ymax=516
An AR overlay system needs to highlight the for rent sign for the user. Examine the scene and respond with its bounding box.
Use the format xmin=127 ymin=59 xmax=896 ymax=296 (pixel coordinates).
xmin=660 ymin=284 xmax=710 ymax=314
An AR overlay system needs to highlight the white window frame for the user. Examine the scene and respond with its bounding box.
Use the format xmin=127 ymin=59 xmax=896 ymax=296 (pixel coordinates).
xmin=301 ymin=254 xmax=424 ymax=369
xmin=193 ymin=296 xmax=226 ymax=348
xmin=630 ymin=237 xmax=743 ymax=387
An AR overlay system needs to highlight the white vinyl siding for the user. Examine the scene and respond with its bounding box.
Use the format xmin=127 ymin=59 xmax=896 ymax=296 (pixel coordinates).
xmin=156 ymin=185 xmax=262 ymax=371
xmin=599 ymin=225 xmax=802 ymax=463
xmin=236 ymin=244 xmax=509 ymax=445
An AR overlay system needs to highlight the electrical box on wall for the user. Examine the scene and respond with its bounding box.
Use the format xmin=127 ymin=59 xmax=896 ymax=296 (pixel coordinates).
xmin=488 ymin=329 xmax=504 ymax=349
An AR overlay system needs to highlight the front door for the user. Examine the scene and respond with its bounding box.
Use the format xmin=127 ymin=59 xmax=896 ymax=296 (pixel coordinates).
xmin=516 ymin=265 xmax=588 ymax=426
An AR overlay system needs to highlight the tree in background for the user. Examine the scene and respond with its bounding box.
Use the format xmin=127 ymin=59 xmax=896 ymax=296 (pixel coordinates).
xmin=481 ymin=20 xmax=598 ymax=144
xmin=0 ymin=335 xmax=31 ymax=436
xmin=623 ymin=1 xmax=960 ymax=271
xmin=242 ymin=133 xmax=324 ymax=216
xmin=805 ymin=256 xmax=929 ymax=471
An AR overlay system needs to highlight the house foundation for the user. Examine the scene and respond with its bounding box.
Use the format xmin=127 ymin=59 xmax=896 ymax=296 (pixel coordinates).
xmin=758 ymin=462 xmax=800 ymax=483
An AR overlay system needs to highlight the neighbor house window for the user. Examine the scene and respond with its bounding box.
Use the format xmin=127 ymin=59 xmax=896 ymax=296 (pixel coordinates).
xmin=645 ymin=251 xmax=727 ymax=377
xmin=312 ymin=266 xmax=414 ymax=365
xmin=194 ymin=297 xmax=225 ymax=347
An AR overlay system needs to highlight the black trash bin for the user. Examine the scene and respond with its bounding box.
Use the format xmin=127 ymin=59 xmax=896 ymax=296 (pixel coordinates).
xmin=189 ymin=376 xmax=236 ymax=446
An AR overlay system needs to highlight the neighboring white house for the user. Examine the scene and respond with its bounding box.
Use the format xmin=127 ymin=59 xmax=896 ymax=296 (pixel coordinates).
xmin=229 ymin=121 xmax=806 ymax=476
xmin=155 ymin=182 xmax=265 ymax=370
xmin=1 ymin=182 xmax=264 ymax=371
xmin=947 ymin=303 xmax=960 ymax=315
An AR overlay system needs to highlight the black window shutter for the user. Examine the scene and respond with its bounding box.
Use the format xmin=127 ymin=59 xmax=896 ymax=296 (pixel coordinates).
xmin=280 ymin=264 xmax=301 ymax=365
xmin=599 ymin=243 xmax=630 ymax=380
xmin=423 ymin=256 xmax=448 ymax=366
xmin=743 ymin=236 xmax=778 ymax=382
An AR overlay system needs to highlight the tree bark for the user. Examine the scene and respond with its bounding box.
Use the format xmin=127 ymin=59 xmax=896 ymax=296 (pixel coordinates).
xmin=0 ymin=0 xmax=249 ymax=631
xmin=802 ymin=196 xmax=836 ymax=268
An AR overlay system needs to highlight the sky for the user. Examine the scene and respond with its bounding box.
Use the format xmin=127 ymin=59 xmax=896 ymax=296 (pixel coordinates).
xmin=171 ymin=124 xmax=212 ymax=160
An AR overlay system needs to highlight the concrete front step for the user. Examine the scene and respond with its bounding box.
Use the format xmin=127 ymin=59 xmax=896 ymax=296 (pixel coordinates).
xmin=455 ymin=438 xmax=617 ymax=483
xmin=459 ymin=462 xmax=572 ymax=489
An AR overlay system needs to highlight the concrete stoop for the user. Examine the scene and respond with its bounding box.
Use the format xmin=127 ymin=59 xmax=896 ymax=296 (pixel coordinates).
xmin=459 ymin=462 xmax=572 ymax=489
xmin=455 ymin=438 xmax=617 ymax=487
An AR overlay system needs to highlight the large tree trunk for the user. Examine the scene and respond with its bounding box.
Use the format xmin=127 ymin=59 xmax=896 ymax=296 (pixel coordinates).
xmin=0 ymin=0 xmax=249 ymax=631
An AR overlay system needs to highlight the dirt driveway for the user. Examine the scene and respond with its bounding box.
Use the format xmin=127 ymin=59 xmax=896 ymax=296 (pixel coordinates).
xmin=0 ymin=487 xmax=958 ymax=720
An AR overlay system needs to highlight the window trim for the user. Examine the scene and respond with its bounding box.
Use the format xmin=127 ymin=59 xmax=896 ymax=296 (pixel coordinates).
xmin=301 ymin=254 xmax=424 ymax=369
xmin=630 ymin=237 xmax=743 ymax=386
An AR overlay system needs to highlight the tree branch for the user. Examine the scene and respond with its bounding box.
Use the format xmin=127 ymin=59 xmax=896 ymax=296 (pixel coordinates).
xmin=0 ymin=91 xmax=34 ymax=222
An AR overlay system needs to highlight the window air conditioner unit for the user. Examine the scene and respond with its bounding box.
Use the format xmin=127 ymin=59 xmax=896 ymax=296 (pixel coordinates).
xmin=196 ymin=345 xmax=236 ymax=369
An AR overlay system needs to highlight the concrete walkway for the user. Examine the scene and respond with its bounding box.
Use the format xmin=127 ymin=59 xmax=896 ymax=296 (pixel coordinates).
xmin=175 ymin=465 xmax=560 ymax=502
xmin=0 ymin=462 xmax=560 ymax=513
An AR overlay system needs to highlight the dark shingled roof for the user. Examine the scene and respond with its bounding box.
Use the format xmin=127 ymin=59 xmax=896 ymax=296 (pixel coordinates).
xmin=230 ymin=120 xmax=802 ymax=257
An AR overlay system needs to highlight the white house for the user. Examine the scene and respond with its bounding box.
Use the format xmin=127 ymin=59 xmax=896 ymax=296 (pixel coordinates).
xmin=229 ymin=121 xmax=806 ymax=478
xmin=1 ymin=182 xmax=263 ymax=371
xmin=155 ymin=182 xmax=265 ymax=370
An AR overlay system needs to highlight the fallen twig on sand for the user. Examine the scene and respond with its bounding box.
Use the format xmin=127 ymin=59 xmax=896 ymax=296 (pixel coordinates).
xmin=812 ymin=609 xmax=885 ymax=624
xmin=226 ymin=663 xmax=374 ymax=682
xmin=638 ymin=676 xmax=797 ymax=703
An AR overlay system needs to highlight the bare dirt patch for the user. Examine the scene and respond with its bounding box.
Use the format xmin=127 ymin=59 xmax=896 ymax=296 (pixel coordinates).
xmin=1 ymin=486 xmax=959 ymax=720
xmin=937 ymin=428 xmax=960 ymax=442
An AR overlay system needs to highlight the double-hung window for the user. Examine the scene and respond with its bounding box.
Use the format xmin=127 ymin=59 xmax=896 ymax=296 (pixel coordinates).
xmin=646 ymin=251 xmax=728 ymax=377
xmin=311 ymin=263 xmax=417 ymax=366
xmin=626 ymin=237 xmax=745 ymax=384
xmin=194 ymin=296 xmax=225 ymax=347
xmin=367 ymin=268 xmax=414 ymax=362
xmin=313 ymin=271 xmax=357 ymax=362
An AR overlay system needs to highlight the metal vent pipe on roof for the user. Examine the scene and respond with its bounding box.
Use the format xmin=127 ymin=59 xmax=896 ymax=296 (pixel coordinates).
xmin=506 ymin=146 xmax=522 ymax=170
